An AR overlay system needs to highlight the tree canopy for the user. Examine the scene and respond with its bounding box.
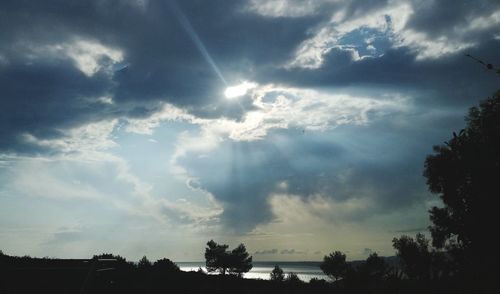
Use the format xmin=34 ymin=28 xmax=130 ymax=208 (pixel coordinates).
xmin=423 ymin=91 xmax=500 ymax=275
xmin=392 ymin=233 xmax=432 ymax=280
xmin=204 ymin=240 xmax=252 ymax=277
xmin=270 ymin=265 xmax=285 ymax=281
xmin=320 ymin=251 xmax=349 ymax=281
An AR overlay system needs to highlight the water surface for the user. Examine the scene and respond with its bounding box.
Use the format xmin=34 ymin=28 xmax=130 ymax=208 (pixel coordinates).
xmin=177 ymin=261 xmax=327 ymax=282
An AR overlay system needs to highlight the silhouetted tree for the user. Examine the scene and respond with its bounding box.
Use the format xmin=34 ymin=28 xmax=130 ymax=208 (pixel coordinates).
xmin=153 ymin=258 xmax=179 ymax=273
xmin=424 ymin=91 xmax=500 ymax=286
xmin=228 ymin=244 xmax=252 ymax=277
xmin=92 ymin=253 xmax=127 ymax=263
xmin=320 ymin=251 xmax=349 ymax=281
xmin=363 ymin=252 xmax=388 ymax=278
xmin=392 ymin=233 xmax=432 ymax=280
xmin=205 ymin=240 xmax=230 ymax=275
xmin=204 ymin=240 xmax=252 ymax=276
xmin=137 ymin=256 xmax=152 ymax=269
xmin=270 ymin=264 xmax=285 ymax=281
xmin=285 ymin=272 xmax=302 ymax=284
xmin=465 ymin=54 xmax=500 ymax=74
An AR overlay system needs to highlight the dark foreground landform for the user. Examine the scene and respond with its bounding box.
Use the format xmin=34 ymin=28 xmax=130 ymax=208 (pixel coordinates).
xmin=0 ymin=253 xmax=484 ymax=294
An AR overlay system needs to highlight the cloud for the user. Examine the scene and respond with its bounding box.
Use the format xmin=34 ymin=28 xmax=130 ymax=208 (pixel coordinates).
xmin=244 ymin=0 xmax=330 ymax=17
xmin=284 ymin=0 xmax=500 ymax=69
xmin=1 ymin=0 xmax=499 ymax=259
xmin=254 ymin=248 xmax=278 ymax=255
xmin=280 ymin=249 xmax=304 ymax=255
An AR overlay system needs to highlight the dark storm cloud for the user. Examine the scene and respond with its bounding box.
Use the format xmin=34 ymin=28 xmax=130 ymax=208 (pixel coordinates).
xmin=0 ymin=58 xmax=114 ymax=153
xmin=0 ymin=0 xmax=326 ymax=153
xmin=407 ymin=0 xmax=500 ymax=39
xmin=266 ymin=43 xmax=500 ymax=110
xmin=253 ymin=0 xmax=500 ymax=110
xmin=179 ymin=117 xmax=444 ymax=231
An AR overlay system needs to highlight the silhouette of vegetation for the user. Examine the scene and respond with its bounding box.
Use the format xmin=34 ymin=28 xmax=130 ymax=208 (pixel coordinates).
xmin=284 ymin=272 xmax=302 ymax=284
xmin=229 ymin=243 xmax=253 ymax=277
xmin=137 ymin=256 xmax=152 ymax=269
xmin=153 ymin=258 xmax=180 ymax=273
xmin=204 ymin=240 xmax=252 ymax=277
xmin=392 ymin=234 xmax=433 ymax=280
xmin=465 ymin=54 xmax=500 ymax=74
xmin=320 ymin=251 xmax=348 ymax=281
xmin=270 ymin=264 xmax=285 ymax=281
xmin=423 ymin=90 xmax=500 ymax=290
xmin=0 ymin=251 xmax=334 ymax=294
xmin=363 ymin=252 xmax=389 ymax=278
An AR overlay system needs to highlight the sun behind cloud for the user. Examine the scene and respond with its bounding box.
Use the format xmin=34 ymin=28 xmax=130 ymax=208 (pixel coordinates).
xmin=224 ymin=81 xmax=257 ymax=99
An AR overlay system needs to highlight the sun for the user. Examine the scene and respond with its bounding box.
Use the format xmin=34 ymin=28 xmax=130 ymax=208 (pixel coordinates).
xmin=224 ymin=81 xmax=257 ymax=99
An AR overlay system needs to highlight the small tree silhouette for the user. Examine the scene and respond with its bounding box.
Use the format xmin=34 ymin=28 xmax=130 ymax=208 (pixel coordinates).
xmin=392 ymin=233 xmax=431 ymax=280
xmin=137 ymin=256 xmax=152 ymax=269
xmin=228 ymin=244 xmax=252 ymax=277
xmin=270 ymin=264 xmax=285 ymax=281
xmin=204 ymin=240 xmax=253 ymax=276
xmin=152 ymin=258 xmax=179 ymax=273
xmin=363 ymin=252 xmax=388 ymax=278
xmin=320 ymin=251 xmax=349 ymax=281
xmin=285 ymin=272 xmax=302 ymax=284
xmin=205 ymin=240 xmax=230 ymax=275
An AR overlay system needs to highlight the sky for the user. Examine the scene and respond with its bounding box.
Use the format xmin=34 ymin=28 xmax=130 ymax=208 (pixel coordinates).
xmin=0 ymin=0 xmax=499 ymax=262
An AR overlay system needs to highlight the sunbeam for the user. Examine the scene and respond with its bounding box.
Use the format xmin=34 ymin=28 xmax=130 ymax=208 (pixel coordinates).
xmin=168 ymin=0 xmax=228 ymax=86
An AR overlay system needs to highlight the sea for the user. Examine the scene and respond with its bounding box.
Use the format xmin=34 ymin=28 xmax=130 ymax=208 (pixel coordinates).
xmin=177 ymin=261 xmax=327 ymax=282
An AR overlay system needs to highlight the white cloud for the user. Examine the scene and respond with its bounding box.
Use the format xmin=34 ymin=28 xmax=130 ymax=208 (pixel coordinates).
xmin=65 ymin=40 xmax=123 ymax=76
xmin=125 ymin=104 xmax=200 ymax=135
xmin=97 ymin=96 xmax=114 ymax=105
xmin=284 ymin=0 xmax=500 ymax=68
xmin=46 ymin=39 xmax=123 ymax=76
xmin=231 ymin=84 xmax=408 ymax=139
xmin=268 ymin=193 xmax=373 ymax=225
xmin=244 ymin=0 xmax=329 ymax=17
xmin=21 ymin=119 xmax=118 ymax=154
xmin=287 ymin=1 xmax=412 ymax=69
xmin=126 ymin=83 xmax=408 ymax=181
xmin=10 ymin=159 xmax=103 ymax=201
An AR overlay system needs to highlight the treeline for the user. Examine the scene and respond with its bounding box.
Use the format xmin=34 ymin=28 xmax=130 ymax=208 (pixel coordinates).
xmin=0 ymin=250 xmax=331 ymax=294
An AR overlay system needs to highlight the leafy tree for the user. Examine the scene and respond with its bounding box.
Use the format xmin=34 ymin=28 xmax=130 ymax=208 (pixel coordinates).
xmin=204 ymin=240 xmax=252 ymax=276
xmin=205 ymin=240 xmax=230 ymax=275
xmin=424 ymin=91 xmax=500 ymax=283
xmin=392 ymin=233 xmax=432 ymax=280
xmin=228 ymin=244 xmax=252 ymax=277
xmin=320 ymin=251 xmax=349 ymax=281
xmin=270 ymin=264 xmax=285 ymax=281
